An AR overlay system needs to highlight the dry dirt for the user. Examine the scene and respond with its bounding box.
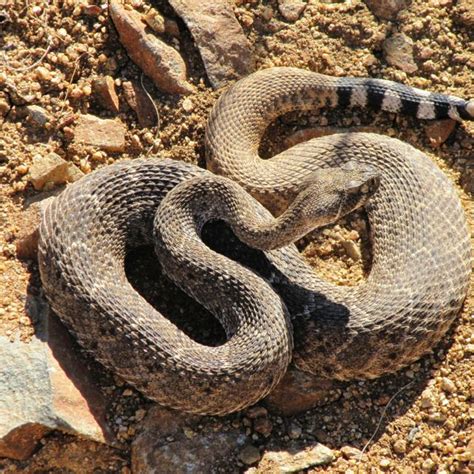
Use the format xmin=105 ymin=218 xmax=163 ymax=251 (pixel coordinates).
xmin=0 ymin=0 xmax=473 ymax=473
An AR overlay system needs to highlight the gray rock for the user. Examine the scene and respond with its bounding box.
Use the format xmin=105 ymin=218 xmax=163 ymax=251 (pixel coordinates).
xmin=278 ymin=0 xmax=307 ymax=22
xmin=29 ymin=152 xmax=73 ymax=191
xmin=259 ymin=443 xmax=334 ymax=472
xmin=364 ymin=0 xmax=411 ymax=20
xmin=0 ymin=297 xmax=114 ymax=460
xmin=109 ymin=0 xmax=193 ymax=95
xmin=25 ymin=105 xmax=50 ymax=127
xmin=239 ymin=445 xmax=261 ymax=465
xmin=264 ymin=366 xmax=341 ymax=416
xmin=383 ymin=32 xmax=418 ymax=73
xmin=132 ymin=406 xmax=246 ymax=473
xmin=169 ymin=0 xmax=254 ymax=89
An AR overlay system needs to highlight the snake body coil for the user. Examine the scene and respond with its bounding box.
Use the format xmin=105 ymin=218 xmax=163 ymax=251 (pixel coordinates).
xmin=39 ymin=68 xmax=472 ymax=414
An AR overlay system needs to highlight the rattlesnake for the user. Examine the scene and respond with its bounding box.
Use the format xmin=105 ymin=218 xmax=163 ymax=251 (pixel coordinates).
xmin=39 ymin=68 xmax=473 ymax=415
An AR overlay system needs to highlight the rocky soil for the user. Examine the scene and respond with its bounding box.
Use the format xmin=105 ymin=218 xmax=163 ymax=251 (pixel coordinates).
xmin=0 ymin=0 xmax=473 ymax=473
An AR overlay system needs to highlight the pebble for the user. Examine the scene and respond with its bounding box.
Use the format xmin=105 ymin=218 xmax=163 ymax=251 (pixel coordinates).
xmin=144 ymin=8 xmax=165 ymax=34
xmin=73 ymin=114 xmax=126 ymax=152
xmin=425 ymin=119 xmax=456 ymax=147
xmin=182 ymin=98 xmax=194 ymax=112
xmin=380 ymin=458 xmax=391 ymax=468
xmin=25 ymin=105 xmax=50 ymax=127
xmin=253 ymin=418 xmax=273 ymax=437
xmin=441 ymin=377 xmax=456 ymax=393
xmin=393 ymin=439 xmax=407 ymax=454
xmin=340 ymin=445 xmax=364 ymax=460
xmin=239 ymin=445 xmax=261 ymax=465
xmin=342 ymin=240 xmax=361 ymax=261
xmin=383 ymin=32 xmax=418 ymax=73
xmin=168 ymin=0 xmax=254 ymax=89
xmin=29 ymin=152 xmax=69 ymax=190
xmin=288 ymin=423 xmax=302 ymax=439
xmin=246 ymin=406 xmax=268 ymax=419
xmin=364 ymin=0 xmax=410 ymax=20
xmin=122 ymin=81 xmax=157 ymax=128
xmin=92 ymin=76 xmax=120 ymax=113
xmin=278 ymin=0 xmax=307 ymax=22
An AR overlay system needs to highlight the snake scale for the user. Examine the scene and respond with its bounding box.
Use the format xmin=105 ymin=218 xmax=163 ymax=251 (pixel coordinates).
xmin=39 ymin=68 xmax=473 ymax=415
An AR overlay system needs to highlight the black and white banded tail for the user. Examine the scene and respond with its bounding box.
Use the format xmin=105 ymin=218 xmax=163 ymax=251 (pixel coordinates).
xmin=335 ymin=77 xmax=474 ymax=121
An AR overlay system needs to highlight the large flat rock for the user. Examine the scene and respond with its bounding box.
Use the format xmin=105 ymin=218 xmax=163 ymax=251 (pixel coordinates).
xmin=0 ymin=296 xmax=115 ymax=460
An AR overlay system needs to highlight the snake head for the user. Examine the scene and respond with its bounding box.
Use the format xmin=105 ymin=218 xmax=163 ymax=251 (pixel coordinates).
xmin=284 ymin=163 xmax=381 ymax=236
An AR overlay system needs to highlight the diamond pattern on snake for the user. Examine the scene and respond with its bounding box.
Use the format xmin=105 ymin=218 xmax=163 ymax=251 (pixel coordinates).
xmin=38 ymin=67 xmax=473 ymax=415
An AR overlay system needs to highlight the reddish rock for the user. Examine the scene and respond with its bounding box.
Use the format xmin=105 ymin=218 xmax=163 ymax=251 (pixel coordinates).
xmin=15 ymin=196 xmax=55 ymax=260
xmin=383 ymin=32 xmax=418 ymax=74
xmin=278 ymin=0 xmax=307 ymax=22
xmin=123 ymin=81 xmax=157 ymax=128
xmin=364 ymin=0 xmax=411 ymax=20
xmin=109 ymin=0 xmax=193 ymax=95
xmin=73 ymin=114 xmax=126 ymax=152
xmin=92 ymin=76 xmax=120 ymax=113
xmin=168 ymin=0 xmax=254 ymax=89
xmin=264 ymin=367 xmax=341 ymax=416
xmin=425 ymin=119 xmax=456 ymax=147
xmin=0 ymin=296 xmax=115 ymax=460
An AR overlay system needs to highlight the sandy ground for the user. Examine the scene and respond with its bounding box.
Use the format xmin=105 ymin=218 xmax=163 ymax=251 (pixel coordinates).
xmin=0 ymin=0 xmax=473 ymax=472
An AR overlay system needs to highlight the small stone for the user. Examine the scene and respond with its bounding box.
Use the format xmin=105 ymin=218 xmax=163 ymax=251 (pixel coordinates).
xmin=259 ymin=443 xmax=334 ymax=471
xmin=25 ymin=105 xmax=50 ymax=127
xmin=278 ymin=0 xmax=307 ymax=22
xmin=73 ymin=114 xmax=126 ymax=152
xmin=123 ymin=81 xmax=157 ymax=128
xmin=441 ymin=377 xmax=456 ymax=393
xmin=264 ymin=366 xmax=339 ymax=416
xmin=144 ymin=8 xmax=165 ymax=34
xmin=35 ymin=66 xmax=52 ymax=81
xmin=82 ymin=4 xmax=102 ymax=16
xmin=342 ymin=240 xmax=361 ymax=261
xmin=109 ymin=0 xmax=193 ymax=95
xmin=92 ymin=76 xmax=120 ymax=113
xmin=253 ymin=417 xmax=273 ymax=437
xmin=15 ymin=196 xmax=55 ymax=260
xmin=239 ymin=445 xmax=261 ymax=465
xmin=168 ymin=0 xmax=254 ymax=89
xmin=0 ymin=93 xmax=10 ymax=117
xmin=246 ymin=406 xmax=268 ymax=419
xmin=425 ymin=119 xmax=456 ymax=147
xmin=393 ymin=439 xmax=407 ymax=454
xmin=182 ymin=98 xmax=194 ymax=112
xmin=380 ymin=458 xmax=391 ymax=468
xmin=340 ymin=445 xmax=364 ymax=460
xmin=384 ymin=32 xmax=418 ymax=74
xmin=288 ymin=423 xmax=302 ymax=439
xmin=421 ymin=458 xmax=436 ymax=471
xmin=364 ymin=0 xmax=410 ymax=20
xmin=29 ymin=152 xmax=70 ymax=190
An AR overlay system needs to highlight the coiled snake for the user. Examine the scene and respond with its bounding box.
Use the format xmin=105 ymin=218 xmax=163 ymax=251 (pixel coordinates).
xmin=39 ymin=68 xmax=473 ymax=415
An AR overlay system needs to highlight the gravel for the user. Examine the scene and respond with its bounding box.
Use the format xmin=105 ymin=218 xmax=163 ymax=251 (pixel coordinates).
xmin=0 ymin=0 xmax=473 ymax=472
